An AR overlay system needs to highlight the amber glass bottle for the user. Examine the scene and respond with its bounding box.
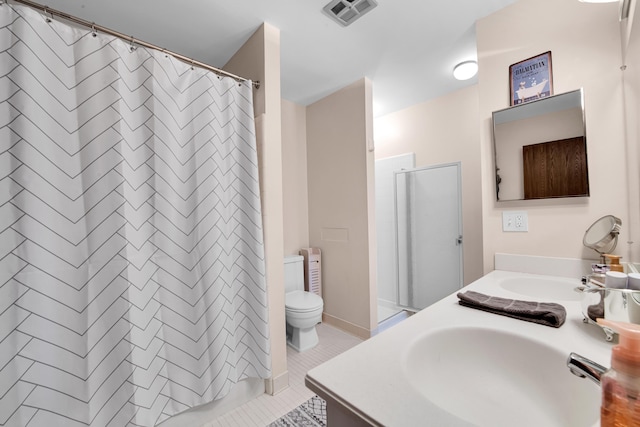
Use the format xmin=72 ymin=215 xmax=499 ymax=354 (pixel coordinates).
xmin=597 ymin=319 xmax=640 ymax=427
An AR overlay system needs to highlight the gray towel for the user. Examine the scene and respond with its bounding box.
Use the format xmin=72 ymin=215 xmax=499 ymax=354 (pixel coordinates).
xmin=586 ymin=290 xmax=605 ymax=322
xmin=457 ymin=290 xmax=566 ymax=328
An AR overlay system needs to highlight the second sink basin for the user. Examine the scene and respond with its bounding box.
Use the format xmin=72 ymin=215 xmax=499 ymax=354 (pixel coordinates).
xmin=403 ymin=327 xmax=599 ymax=427
xmin=498 ymin=276 xmax=581 ymax=301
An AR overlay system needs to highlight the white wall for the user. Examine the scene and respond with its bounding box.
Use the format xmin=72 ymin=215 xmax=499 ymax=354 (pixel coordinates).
xmin=477 ymin=0 xmax=632 ymax=271
xmin=374 ymin=85 xmax=484 ymax=285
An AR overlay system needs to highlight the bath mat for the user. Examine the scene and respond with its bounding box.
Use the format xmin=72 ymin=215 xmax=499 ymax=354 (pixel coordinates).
xmin=268 ymin=395 xmax=327 ymax=427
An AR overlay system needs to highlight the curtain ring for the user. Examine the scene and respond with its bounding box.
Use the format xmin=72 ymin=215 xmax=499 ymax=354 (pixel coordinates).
xmin=190 ymin=59 xmax=195 ymax=70
xmin=43 ymin=6 xmax=52 ymax=23
xmin=129 ymin=36 xmax=136 ymax=52
xmin=91 ymin=23 xmax=97 ymax=37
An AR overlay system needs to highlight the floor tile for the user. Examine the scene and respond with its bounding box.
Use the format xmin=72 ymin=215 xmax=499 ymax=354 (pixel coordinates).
xmin=202 ymin=323 xmax=363 ymax=426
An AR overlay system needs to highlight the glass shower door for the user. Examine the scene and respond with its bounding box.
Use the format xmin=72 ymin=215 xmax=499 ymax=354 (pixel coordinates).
xmin=394 ymin=163 xmax=463 ymax=311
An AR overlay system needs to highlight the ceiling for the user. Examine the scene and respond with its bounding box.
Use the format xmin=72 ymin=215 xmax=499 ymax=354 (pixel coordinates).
xmin=25 ymin=0 xmax=519 ymax=116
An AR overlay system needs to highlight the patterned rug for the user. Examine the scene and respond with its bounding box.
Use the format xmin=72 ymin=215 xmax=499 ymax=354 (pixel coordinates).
xmin=268 ymin=395 xmax=327 ymax=427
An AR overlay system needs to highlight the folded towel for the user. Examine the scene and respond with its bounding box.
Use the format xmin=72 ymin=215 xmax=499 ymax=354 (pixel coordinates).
xmin=457 ymin=290 xmax=566 ymax=328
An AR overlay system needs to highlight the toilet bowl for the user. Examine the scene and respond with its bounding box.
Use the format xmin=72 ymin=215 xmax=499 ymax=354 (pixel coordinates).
xmin=284 ymin=256 xmax=324 ymax=352
xmin=286 ymin=290 xmax=323 ymax=352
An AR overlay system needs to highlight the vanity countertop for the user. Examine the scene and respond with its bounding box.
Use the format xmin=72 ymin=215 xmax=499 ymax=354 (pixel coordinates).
xmin=305 ymin=270 xmax=614 ymax=426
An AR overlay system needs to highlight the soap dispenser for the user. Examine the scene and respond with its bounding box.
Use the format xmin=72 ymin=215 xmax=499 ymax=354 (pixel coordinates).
xmin=596 ymin=318 xmax=640 ymax=426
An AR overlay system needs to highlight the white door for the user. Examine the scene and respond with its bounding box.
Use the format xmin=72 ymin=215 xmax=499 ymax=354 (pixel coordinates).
xmin=395 ymin=163 xmax=463 ymax=311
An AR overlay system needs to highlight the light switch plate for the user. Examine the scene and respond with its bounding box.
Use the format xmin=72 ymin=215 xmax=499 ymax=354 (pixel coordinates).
xmin=503 ymin=211 xmax=528 ymax=232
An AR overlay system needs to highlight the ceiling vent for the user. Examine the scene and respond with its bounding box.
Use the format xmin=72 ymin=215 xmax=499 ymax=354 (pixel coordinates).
xmin=323 ymin=0 xmax=378 ymax=27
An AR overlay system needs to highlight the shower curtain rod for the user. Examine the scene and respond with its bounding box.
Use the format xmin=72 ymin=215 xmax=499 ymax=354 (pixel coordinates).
xmin=7 ymin=0 xmax=261 ymax=89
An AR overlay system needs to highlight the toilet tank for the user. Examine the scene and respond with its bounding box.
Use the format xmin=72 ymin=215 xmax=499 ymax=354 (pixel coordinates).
xmin=284 ymin=255 xmax=304 ymax=293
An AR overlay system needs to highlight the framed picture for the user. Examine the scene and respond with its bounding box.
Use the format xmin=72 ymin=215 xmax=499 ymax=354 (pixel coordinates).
xmin=509 ymin=51 xmax=553 ymax=106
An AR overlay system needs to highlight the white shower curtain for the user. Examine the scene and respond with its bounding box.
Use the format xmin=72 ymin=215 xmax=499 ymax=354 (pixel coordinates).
xmin=0 ymin=4 xmax=271 ymax=426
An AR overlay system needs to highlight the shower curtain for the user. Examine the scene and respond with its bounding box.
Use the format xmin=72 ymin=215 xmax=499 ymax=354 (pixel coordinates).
xmin=0 ymin=4 xmax=271 ymax=426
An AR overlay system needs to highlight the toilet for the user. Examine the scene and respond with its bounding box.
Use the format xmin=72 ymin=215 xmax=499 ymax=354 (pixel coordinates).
xmin=284 ymin=255 xmax=324 ymax=352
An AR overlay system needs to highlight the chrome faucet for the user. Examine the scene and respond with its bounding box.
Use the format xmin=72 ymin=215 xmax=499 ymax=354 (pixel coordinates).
xmin=567 ymin=352 xmax=607 ymax=385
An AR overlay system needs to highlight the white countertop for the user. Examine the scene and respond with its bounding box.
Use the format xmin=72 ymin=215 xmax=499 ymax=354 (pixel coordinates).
xmin=305 ymin=270 xmax=614 ymax=426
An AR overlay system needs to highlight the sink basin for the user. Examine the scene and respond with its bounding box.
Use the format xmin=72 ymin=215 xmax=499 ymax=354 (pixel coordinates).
xmin=403 ymin=327 xmax=599 ymax=427
xmin=499 ymin=276 xmax=581 ymax=301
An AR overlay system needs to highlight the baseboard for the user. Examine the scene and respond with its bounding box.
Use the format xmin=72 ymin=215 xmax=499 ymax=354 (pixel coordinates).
xmin=265 ymin=370 xmax=289 ymax=396
xmin=322 ymin=313 xmax=371 ymax=340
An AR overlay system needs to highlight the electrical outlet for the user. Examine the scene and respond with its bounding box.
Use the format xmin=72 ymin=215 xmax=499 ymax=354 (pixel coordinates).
xmin=503 ymin=211 xmax=528 ymax=232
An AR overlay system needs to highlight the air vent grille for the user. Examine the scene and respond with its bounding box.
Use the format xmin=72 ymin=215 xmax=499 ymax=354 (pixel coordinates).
xmin=323 ymin=0 xmax=378 ymax=27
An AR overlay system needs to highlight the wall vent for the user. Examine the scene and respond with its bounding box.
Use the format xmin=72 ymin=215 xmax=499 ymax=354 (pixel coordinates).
xmin=323 ymin=0 xmax=378 ymax=27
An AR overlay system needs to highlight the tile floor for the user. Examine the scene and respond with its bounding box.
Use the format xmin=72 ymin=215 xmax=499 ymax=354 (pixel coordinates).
xmin=202 ymin=323 xmax=363 ymax=427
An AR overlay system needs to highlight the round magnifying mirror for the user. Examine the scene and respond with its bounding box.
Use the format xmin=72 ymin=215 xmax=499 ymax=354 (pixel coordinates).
xmin=583 ymin=215 xmax=622 ymax=255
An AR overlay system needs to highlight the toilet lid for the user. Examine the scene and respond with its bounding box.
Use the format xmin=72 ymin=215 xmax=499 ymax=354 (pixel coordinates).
xmin=285 ymin=290 xmax=323 ymax=312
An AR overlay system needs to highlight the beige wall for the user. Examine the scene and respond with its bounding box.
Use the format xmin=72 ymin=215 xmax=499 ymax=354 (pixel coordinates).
xmin=224 ymin=23 xmax=289 ymax=395
xmin=306 ymin=78 xmax=377 ymax=338
xmin=372 ymin=0 xmax=639 ymax=279
xmin=477 ymin=0 xmax=632 ymax=272
xmin=374 ymin=85 xmax=485 ymax=285
xmin=232 ymin=3 xmax=640 ymax=375
xmin=281 ymin=99 xmax=310 ymax=254
xmin=623 ymin=5 xmax=640 ymax=264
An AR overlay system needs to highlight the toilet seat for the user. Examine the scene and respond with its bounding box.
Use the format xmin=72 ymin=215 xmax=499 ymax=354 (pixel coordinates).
xmin=285 ymin=290 xmax=323 ymax=313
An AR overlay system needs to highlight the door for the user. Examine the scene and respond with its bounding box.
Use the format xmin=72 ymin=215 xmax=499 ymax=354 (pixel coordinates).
xmin=394 ymin=163 xmax=463 ymax=311
xmin=522 ymin=136 xmax=588 ymax=199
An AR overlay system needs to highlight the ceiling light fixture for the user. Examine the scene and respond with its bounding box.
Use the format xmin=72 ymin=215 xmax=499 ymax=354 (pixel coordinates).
xmin=453 ymin=61 xmax=478 ymax=81
xmin=578 ymin=0 xmax=629 ymax=21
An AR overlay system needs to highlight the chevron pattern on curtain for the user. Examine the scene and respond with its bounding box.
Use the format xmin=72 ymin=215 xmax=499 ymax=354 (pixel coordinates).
xmin=0 ymin=4 xmax=271 ymax=426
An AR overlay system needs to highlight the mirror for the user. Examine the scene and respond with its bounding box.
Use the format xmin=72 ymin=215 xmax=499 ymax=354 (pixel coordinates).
xmin=492 ymin=89 xmax=589 ymax=201
xmin=583 ymin=215 xmax=622 ymax=257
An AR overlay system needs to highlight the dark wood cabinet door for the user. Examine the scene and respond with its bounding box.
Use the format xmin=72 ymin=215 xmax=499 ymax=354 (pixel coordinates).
xmin=523 ymin=137 xmax=588 ymax=199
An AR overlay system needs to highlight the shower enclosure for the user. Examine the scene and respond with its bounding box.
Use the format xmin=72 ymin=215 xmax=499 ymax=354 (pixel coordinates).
xmin=375 ymin=154 xmax=415 ymax=322
xmin=394 ymin=163 xmax=463 ymax=311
